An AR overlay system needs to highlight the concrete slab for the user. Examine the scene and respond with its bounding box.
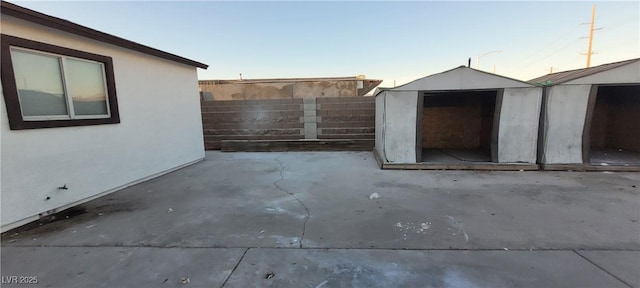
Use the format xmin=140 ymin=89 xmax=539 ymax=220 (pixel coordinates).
xmin=1 ymin=151 xmax=639 ymax=287
xmin=3 ymin=152 xmax=639 ymax=250
xmin=3 ymin=154 xmax=307 ymax=248
xmin=224 ymin=248 xmax=628 ymax=288
xmin=577 ymin=250 xmax=640 ymax=287
xmin=0 ymin=247 xmax=245 ymax=288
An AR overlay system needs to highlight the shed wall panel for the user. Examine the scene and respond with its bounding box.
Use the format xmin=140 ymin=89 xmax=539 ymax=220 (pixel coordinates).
xmin=497 ymin=87 xmax=542 ymax=163
xmin=541 ymin=85 xmax=591 ymax=164
xmin=375 ymin=92 xmax=386 ymax=161
xmin=383 ymin=91 xmax=418 ymax=163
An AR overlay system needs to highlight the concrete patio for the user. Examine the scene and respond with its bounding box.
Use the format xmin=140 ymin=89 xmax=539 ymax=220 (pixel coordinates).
xmin=2 ymin=151 xmax=639 ymax=287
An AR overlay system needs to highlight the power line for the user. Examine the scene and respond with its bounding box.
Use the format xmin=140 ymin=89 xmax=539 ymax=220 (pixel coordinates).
xmin=519 ymin=37 xmax=582 ymax=73
xmin=520 ymin=24 xmax=582 ymax=61
xmin=504 ymin=24 xmax=583 ymax=75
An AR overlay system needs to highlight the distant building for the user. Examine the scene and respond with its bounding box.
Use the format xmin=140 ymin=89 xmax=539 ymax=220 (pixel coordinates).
xmin=199 ymin=76 xmax=382 ymax=100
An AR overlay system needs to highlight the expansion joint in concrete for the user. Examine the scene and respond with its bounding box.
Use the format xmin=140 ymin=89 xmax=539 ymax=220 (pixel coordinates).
xmin=273 ymin=154 xmax=311 ymax=249
xmin=220 ymin=248 xmax=248 ymax=288
xmin=572 ymin=250 xmax=634 ymax=288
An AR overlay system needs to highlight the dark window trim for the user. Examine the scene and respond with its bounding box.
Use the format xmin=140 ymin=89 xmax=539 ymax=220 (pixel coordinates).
xmin=1 ymin=34 xmax=120 ymax=130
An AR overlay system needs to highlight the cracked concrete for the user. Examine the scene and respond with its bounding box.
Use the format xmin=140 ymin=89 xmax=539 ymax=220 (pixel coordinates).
xmin=2 ymin=151 xmax=639 ymax=287
xmin=273 ymin=153 xmax=310 ymax=248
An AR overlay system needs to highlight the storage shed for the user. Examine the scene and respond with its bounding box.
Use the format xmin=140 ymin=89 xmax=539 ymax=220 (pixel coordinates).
xmin=530 ymin=58 xmax=640 ymax=171
xmin=374 ymin=66 xmax=543 ymax=170
xmin=1 ymin=2 xmax=208 ymax=231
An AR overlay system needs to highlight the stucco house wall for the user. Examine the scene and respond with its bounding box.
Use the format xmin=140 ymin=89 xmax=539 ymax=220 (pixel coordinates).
xmin=1 ymin=14 xmax=205 ymax=231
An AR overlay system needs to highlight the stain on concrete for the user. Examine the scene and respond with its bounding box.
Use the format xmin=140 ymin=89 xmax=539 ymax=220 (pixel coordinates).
xmin=1 ymin=198 xmax=142 ymax=242
xmin=446 ymin=216 xmax=469 ymax=242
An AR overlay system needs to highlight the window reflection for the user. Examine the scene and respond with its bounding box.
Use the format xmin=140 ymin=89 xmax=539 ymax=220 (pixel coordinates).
xmin=11 ymin=49 xmax=68 ymax=116
xmin=67 ymin=59 xmax=108 ymax=115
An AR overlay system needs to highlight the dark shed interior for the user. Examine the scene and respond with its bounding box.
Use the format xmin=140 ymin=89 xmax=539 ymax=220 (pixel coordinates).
xmin=588 ymin=84 xmax=640 ymax=165
xmin=421 ymin=90 xmax=498 ymax=163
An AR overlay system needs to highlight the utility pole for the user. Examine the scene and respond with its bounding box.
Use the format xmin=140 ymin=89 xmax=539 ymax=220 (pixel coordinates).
xmin=585 ymin=5 xmax=596 ymax=68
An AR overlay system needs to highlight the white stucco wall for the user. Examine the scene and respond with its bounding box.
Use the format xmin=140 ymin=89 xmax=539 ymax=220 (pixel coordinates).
xmin=374 ymin=92 xmax=386 ymax=161
xmin=540 ymin=85 xmax=592 ymax=164
xmin=1 ymin=16 xmax=205 ymax=231
xmin=382 ymin=91 xmax=418 ymax=163
xmin=497 ymin=87 xmax=543 ymax=163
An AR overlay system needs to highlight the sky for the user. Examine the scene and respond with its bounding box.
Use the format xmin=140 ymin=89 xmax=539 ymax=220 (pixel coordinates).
xmin=12 ymin=1 xmax=640 ymax=88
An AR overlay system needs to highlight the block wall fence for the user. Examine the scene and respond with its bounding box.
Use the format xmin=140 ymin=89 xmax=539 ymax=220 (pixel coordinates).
xmin=201 ymin=97 xmax=375 ymax=150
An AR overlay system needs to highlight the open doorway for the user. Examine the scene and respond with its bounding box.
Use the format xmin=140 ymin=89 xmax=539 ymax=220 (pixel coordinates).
xmin=587 ymin=84 xmax=640 ymax=166
xmin=420 ymin=90 xmax=498 ymax=163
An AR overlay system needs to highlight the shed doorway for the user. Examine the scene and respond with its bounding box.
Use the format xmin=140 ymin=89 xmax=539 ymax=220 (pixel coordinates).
xmin=587 ymin=84 xmax=640 ymax=166
xmin=420 ymin=90 xmax=499 ymax=163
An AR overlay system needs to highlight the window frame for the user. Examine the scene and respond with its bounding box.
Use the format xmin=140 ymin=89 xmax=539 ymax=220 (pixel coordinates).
xmin=1 ymin=34 xmax=119 ymax=130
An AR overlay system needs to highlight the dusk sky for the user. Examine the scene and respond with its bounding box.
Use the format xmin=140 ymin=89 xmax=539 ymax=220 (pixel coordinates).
xmin=14 ymin=1 xmax=640 ymax=88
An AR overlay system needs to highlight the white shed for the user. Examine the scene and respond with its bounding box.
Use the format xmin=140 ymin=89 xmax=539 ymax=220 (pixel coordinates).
xmin=375 ymin=66 xmax=543 ymax=170
xmin=531 ymin=59 xmax=640 ymax=171
xmin=1 ymin=2 xmax=208 ymax=231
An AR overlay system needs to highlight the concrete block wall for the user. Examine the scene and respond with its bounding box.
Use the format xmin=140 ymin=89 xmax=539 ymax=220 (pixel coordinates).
xmin=201 ymin=97 xmax=375 ymax=150
xmin=201 ymin=99 xmax=304 ymax=150
xmin=316 ymin=97 xmax=375 ymax=140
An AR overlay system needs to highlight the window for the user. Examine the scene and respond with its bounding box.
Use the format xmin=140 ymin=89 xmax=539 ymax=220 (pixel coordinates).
xmin=1 ymin=35 xmax=119 ymax=129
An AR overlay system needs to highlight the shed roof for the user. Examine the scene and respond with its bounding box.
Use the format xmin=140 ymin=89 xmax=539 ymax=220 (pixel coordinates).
xmin=1 ymin=1 xmax=208 ymax=69
xmin=376 ymin=66 xmax=534 ymax=95
xmin=528 ymin=58 xmax=639 ymax=85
